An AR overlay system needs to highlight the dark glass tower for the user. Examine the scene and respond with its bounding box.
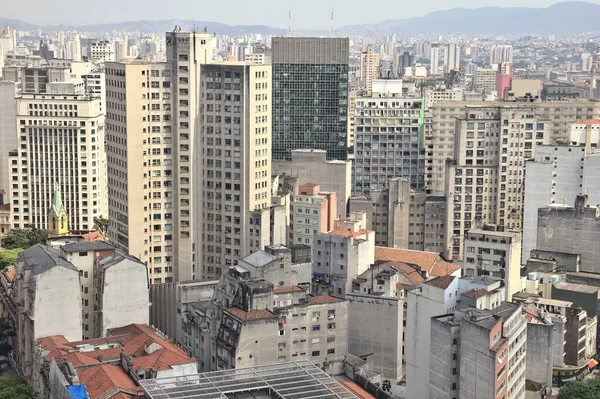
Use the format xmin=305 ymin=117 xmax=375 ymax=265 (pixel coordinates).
xmin=272 ymin=37 xmax=349 ymax=161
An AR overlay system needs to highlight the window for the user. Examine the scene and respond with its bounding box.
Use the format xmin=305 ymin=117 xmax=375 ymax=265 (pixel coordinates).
xmin=327 ymin=348 xmax=335 ymax=354
xmin=328 ymin=323 xmax=335 ymax=329
xmin=312 ymin=325 xmax=320 ymax=331
xmin=279 ymin=330 xmax=285 ymax=336
xmin=311 ymin=351 xmax=320 ymax=357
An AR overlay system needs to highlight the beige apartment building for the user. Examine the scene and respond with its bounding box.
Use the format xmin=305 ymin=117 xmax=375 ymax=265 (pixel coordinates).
xmin=427 ymin=100 xmax=600 ymax=195
xmin=10 ymin=93 xmax=106 ymax=231
xmin=360 ymin=45 xmax=380 ymax=94
xmin=444 ymin=105 xmax=549 ymax=259
xmin=105 ymin=61 xmax=175 ymax=283
xmin=198 ymin=62 xmax=272 ymax=279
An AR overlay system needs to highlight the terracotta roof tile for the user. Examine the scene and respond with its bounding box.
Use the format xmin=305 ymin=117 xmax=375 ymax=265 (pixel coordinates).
xmin=329 ymin=229 xmax=373 ymax=238
xmin=273 ymin=286 xmax=304 ymax=294
xmin=375 ymin=247 xmax=461 ymax=276
xmin=225 ymin=307 xmax=277 ymax=321
xmin=377 ymin=261 xmax=426 ymax=286
xmin=339 ymin=381 xmax=376 ymax=399
xmin=4 ymin=267 xmax=16 ymax=282
xmin=36 ymin=335 xmax=69 ymax=350
xmin=77 ymin=364 xmax=143 ymax=399
xmin=574 ymin=119 xmax=600 ymax=124
xmin=425 ymin=275 xmax=456 ymax=290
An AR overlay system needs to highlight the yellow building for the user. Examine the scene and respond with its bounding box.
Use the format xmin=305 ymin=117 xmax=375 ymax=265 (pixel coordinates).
xmin=48 ymin=183 xmax=68 ymax=238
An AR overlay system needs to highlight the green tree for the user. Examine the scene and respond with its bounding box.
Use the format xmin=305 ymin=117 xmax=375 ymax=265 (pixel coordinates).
xmin=2 ymin=229 xmax=30 ymax=249
xmin=27 ymin=228 xmax=48 ymax=247
xmin=0 ymin=248 xmax=22 ymax=270
xmin=0 ymin=376 xmax=35 ymax=399
xmin=93 ymin=217 xmax=109 ymax=236
xmin=557 ymin=375 xmax=600 ymax=399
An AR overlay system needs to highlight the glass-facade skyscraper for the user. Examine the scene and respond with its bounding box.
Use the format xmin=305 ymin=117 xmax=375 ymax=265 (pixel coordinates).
xmin=272 ymin=37 xmax=349 ymax=161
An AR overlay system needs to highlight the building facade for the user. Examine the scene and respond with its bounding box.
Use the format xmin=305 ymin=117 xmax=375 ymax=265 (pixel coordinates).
xmin=272 ymin=37 xmax=349 ymax=161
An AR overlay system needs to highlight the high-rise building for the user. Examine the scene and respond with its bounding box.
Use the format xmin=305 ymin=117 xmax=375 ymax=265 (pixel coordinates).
xmin=398 ymin=51 xmax=413 ymax=77
xmin=444 ymin=105 xmax=550 ymax=260
xmin=197 ymin=62 xmax=272 ymax=280
xmin=430 ymin=44 xmax=440 ymax=75
xmin=489 ymin=44 xmax=513 ymax=66
xmin=360 ymin=44 xmax=380 ymax=94
xmin=105 ymin=61 xmax=175 ymax=283
xmin=444 ymin=43 xmax=460 ymax=73
xmin=352 ymin=90 xmax=424 ymax=195
xmin=496 ymin=62 xmax=512 ymax=99
xmin=272 ymin=37 xmax=349 ymax=161
xmin=10 ymin=92 xmax=107 ymax=232
xmin=473 ymin=67 xmax=497 ymax=94
xmin=89 ymin=40 xmax=115 ymax=62
xmin=166 ymin=30 xmax=214 ymax=282
xmin=0 ymin=81 xmax=19 ymax=204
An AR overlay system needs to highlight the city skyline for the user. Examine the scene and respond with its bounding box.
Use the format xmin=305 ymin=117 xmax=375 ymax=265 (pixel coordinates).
xmin=3 ymin=0 xmax=600 ymax=30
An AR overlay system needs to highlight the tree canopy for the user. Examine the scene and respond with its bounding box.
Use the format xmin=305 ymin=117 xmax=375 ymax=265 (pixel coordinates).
xmin=2 ymin=229 xmax=48 ymax=250
xmin=0 ymin=248 xmax=22 ymax=270
xmin=557 ymin=375 xmax=600 ymax=399
xmin=0 ymin=376 xmax=35 ymax=399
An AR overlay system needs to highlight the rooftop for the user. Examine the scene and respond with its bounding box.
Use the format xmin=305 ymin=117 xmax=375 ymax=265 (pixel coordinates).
xmin=463 ymin=288 xmax=489 ymax=299
xmin=374 ymin=247 xmax=461 ymax=277
xmin=61 ymin=241 xmax=114 ymax=253
xmin=425 ymin=275 xmax=456 ymax=290
xmin=554 ymin=281 xmax=600 ymax=295
xmin=140 ymin=360 xmax=361 ymax=399
xmin=240 ymin=251 xmax=278 ymax=268
xmin=18 ymin=244 xmax=78 ymax=275
xmin=329 ymin=229 xmax=372 ymax=238
xmin=307 ymin=295 xmax=344 ymax=305
xmin=274 ymin=286 xmax=305 ymax=294
xmin=225 ymin=307 xmax=277 ymax=321
xmin=574 ymin=119 xmax=600 ymax=124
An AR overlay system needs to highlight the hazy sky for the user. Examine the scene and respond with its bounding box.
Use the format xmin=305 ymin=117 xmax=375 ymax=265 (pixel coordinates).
xmin=3 ymin=0 xmax=597 ymax=28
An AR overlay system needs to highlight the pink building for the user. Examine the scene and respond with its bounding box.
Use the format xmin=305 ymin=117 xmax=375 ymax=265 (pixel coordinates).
xmin=496 ymin=62 xmax=512 ymax=99
xmin=292 ymin=183 xmax=337 ymax=246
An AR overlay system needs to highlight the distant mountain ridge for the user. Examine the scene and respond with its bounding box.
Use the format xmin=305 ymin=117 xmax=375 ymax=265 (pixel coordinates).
xmin=0 ymin=18 xmax=286 ymax=36
xmin=1 ymin=1 xmax=600 ymax=36
xmin=339 ymin=2 xmax=600 ymax=35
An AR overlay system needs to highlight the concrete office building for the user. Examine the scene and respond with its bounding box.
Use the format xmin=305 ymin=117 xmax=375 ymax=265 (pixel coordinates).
xmin=273 ymin=149 xmax=351 ymax=217
xmin=105 ymin=61 xmax=176 ymax=283
xmin=496 ymin=62 xmax=512 ymax=99
xmin=430 ymin=44 xmax=440 ymax=75
xmin=198 ymin=62 xmax=272 ymax=280
xmin=312 ymin=218 xmax=375 ymax=298
xmin=0 ymin=81 xmax=19 ymax=204
xmin=424 ymin=88 xmax=463 ymax=109
xmin=272 ymin=37 xmax=349 ymax=161
xmin=360 ymin=44 xmax=380 ymax=94
xmin=350 ymin=178 xmax=446 ymax=252
xmin=444 ymin=43 xmax=460 ymax=73
xmin=9 ymin=92 xmax=107 ymax=232
xmin=427 ymin=101 xmax=600 ymax=195
xmin=290 ymin=183 xmax=336 ymax=247
xmin=352 ymin=93 xmax=424 ymax=194
xmin=430 ymin=302 xmax=527 ymax=399
xmin=463 ymin=226 xmax=522 ymax=300
xmin=536 ymin=195 xmax=600 ymax=274
xmin=490 ymin=45 xmax=514 ymax=66
xmin=523 ymin=144 xmax=600 ymax=264
xmin=473 ymin=68 xmax=497 ymax=94
xmin=89 ymin=40 xmax=115 ymax=62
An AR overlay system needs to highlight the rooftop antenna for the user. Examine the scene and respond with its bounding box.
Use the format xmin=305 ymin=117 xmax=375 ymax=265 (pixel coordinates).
xmin=288 ymin=7 xmax=292 ymax=36
xmin=331 ymin=7 xmax=335 ymax=37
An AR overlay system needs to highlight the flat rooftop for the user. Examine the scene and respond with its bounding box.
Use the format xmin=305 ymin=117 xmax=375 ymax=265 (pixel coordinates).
xmin=140 ymin=361 xmax=359 ymax=399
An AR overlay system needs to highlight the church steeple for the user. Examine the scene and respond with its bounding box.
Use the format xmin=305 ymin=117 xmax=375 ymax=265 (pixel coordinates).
xmin=48 ymin=182 xmax=68 ymax=237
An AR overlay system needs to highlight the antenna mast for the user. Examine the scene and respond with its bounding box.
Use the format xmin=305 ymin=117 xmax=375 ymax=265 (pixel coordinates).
xmin=331 ymin=8 xmax=334 ymax=37
xmin=288 ymin=8 xmax=292 ymax=36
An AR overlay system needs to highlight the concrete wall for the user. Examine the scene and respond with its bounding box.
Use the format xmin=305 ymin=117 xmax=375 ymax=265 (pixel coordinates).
xmin=99 ymin=257 xmax=150 ymax=336
xmin=429 ymin=317 xmax=460 ymax=399
xmin=526 ymin=322 xmax=553 ymax=386
xmin=34 ymin=266 xmax=82 ymax=341
xmin=347 ymin=294 xmax=404 ymax=381
xmin=273 ymin=149 xmax=351 ymax=217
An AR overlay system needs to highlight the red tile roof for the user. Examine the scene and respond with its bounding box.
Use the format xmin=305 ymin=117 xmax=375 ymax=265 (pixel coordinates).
xmin=329 ymin=229 xmax=373 ymax=238
xmin=339 ymin=381 xmax=376 ymax=399
xmin=574 ymin=119 xmax=600 ymax=124
xmin=77 ymin=364 xmax=144 ymax=399
xmin=463 ymin=289 xmax=489 ymax=299
xmin=307 ymin=295 xmax=344 ymax=305
xmin=225 ymin=307 xmax=277 ymax=321
xmin=273 ymin=286 xmax=304 ymax=294
xmin=4 ymin=267 xmax=16 ymax=282
xmin=425 ymin=275 xmax=456 ymax=290
xmin=375 ymin=247 xmax=461 ymax=277
xmin=377 ymin=261 xmax=426 ymax=286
